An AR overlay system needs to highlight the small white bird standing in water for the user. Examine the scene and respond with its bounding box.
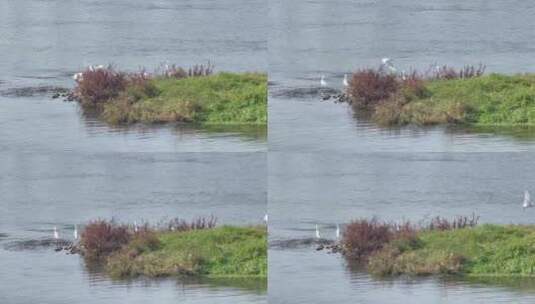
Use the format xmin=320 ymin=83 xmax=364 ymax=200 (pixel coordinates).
xmin=53 ymin=226 xmax=59 ymax=239
xmin=134 ymin=221 xmax=139 ymax=232
xmin=335 ymin=224 xmax=340 ymax=240
xmin=73 ymin=225 xmax=78 ymax=240
xmin=315 ymin=224 xmax=321 ymax=239
xmin=343 ymin=74 xmax=349 ymax=87
xmin=523 ymin=190 xmax=533 ymax=210
xmin=263 ymin=214 xmax=268 ymax=223
xmin=320 ymin=75 xmax=327 ymax=87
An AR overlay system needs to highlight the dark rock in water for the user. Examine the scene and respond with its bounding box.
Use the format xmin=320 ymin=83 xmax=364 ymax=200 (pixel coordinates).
xmin=0 ymin=86 xmax=70 ymax=98
xmin=269 ymin=237 xmax=335 ymax=249
xmin=270 ymin=86 xmax=340 ymax=99
xmin=52 ymin=93 xmax=60 ymax=99
xmin=64 ymin=92 xmax=77 ymax=102
xmin=316 ymin=244 xmax=325 ymax=251
xmin=321 ymin=94 xmax=331 ymax=101
xmin=3 ymin=238 xmax=73 ymax=251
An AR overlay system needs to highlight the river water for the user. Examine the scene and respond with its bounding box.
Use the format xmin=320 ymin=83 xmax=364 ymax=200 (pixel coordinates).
xmin=0 ymin=0 xmax=267 ymax=303
xmin=269 ymin=0 xmax=535 ymax=303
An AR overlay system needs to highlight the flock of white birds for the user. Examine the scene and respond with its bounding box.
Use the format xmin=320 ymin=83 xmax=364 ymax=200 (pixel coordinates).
xmin=319 ymin=57 xmax=396 ymax=89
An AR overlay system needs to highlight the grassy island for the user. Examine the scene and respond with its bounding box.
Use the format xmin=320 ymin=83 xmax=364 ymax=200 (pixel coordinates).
xmin=79 ymin=219 xmax=267 ymax=279
xmin=346 ymin=65 xmax=535 ymax=127
xmin=341 ymin=216 xmax=535 ymax=277
xmin=73 ymin=65 xmax=267 ymax=126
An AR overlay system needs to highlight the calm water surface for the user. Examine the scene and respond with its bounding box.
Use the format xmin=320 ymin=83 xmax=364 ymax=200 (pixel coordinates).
xmin=269 ymin=0 xmax=535 ymax=303
xmin=0 ymin=0 xmax=267 ymax=152
xmin=0 ymin=0 xmax=267 ymax=303
xmin=269 ymin=152 xmax=535 ymax=303
xmin=269 ymin=0 xmax=535 ymax=152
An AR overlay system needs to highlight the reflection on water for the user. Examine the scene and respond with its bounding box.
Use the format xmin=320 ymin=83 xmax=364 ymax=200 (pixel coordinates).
xmin=0 ymin=248 xmax=266 ymax=304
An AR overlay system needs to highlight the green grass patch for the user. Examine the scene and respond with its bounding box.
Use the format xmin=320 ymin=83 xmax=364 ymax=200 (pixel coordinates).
xmin=105 ymin=226 xmax=267 ymax=279
xmin=76 ymin=71 xmax=267 ymax=126
xmin=368 ymin=224 xmax=535 ymax=277
xmin=373 ymin=74 xmax=535 ymax=126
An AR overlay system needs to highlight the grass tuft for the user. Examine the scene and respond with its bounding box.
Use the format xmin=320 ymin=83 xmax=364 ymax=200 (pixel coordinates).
xmin=78 ymin=219 xmax=266 ymax=279
xmin=73 ymin=65 xmax=266 ymax=126
xmin=106 ymin=226 xmax=267 ymax=279
xmin=342 ymin=216 xmax=535 ymax=278
xmin=345 ymin=65 xmax=535 ymax=127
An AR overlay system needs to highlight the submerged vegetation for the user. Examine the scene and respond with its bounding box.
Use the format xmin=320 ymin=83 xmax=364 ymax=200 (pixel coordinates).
xmin=338 ymin=215 xmax=535 ymax=277
xmin=346 ymin=64 xmax=535 ymax=127
xmin=72 ymin=64 xmax=267 ymax=126
xmin=79 ymin=218 xmax=267 ymax=279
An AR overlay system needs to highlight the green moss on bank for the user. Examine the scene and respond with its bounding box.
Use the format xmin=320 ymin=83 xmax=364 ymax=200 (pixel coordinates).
xmin=368 ymin=224 xmax=535 ymax=277
xmin=373 ymin=74 xmax=535 ymax=126
xmin=105 ymin=226 xmax=267 ymax=279
xmin=101 ymin=72 xmax=267 ymax=125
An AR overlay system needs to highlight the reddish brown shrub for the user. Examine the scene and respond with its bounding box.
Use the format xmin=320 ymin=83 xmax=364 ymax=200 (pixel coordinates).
xmin=81 ymin=220 xmax=132 ymax=260
xmin=74 ymin=67 xmax=127 ymax=107
xmin=427 ymin=64 xmax=485 ymax=80
xmin=347 ymin=69 xmax=399 ymax=108
xmin=161 ymin=63 xmax=214 ymax=79
xmin=342 ymin=218 xmax=392 ymax=261
xmin=166 ymin=216 xmax=217 ymax=232
xmin=425 ymin=213 xmax=479 ymax=231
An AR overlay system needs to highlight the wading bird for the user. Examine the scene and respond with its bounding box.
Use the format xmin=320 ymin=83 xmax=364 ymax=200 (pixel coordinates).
xmin=335 ymin=224 xmax=340 ymax=240
xmin=523 ymin=190 xmax=533 ymax=210
xmin=381 ymin=57 xmax=397 ymax=73
xmin=343 ymin=74 xmax=349 ymax=87
xmin=73 ymin=72 xmax=83 ymax=82
xmin=53 ymin=226 xmax=59 ymax=239
xmin=320 ymin=75 xmax=327 ymax=87
xmin=73 ymin=225 xmax=78 ymax=240
xmin=263 ymin=214 xmax=268 ymax=223
xmin=315 ymin=224 xmax=321 ymax=239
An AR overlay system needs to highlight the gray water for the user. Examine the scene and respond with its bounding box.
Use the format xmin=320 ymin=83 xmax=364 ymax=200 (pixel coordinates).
xmin=269 ymin=0 xmax=535 ymax=303
xmin=0 ymin=0 xmax=267 ymax=303
xmin=0 ymin=0 xmax=267 ymax=152
xmin=269 ymin=152 xmax=535 ymax=303
xmin=269 ymin=0 xmax=535 ymax=153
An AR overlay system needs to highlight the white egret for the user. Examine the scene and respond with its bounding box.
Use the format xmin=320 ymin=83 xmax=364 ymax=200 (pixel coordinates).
xmin=315 ymin=224 xmax=321 ymax=239
xmin=335 ymin=224 xmax=340 ymax=240
xmin=73 ymin=225 xmax=78 ymax=240
xmin=73 ymin=72 xmax=83 ymax=82
xmin=343 ymin=74 xmax=349 ymax=87
xmin=381 ymin=58 xmax=397 ymax=73
xmin=523 ymin=190 xmax=533 ymax=210
xmin=53 ymin=226 xmax=59 ymax=239
xmin=134 ymin=221 xmax=139 ymax=232
xmin=263 ymin=214 xmax=268 ymax=223
xmin=320 ymin=75 xmax=327 ymax=87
